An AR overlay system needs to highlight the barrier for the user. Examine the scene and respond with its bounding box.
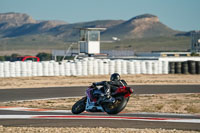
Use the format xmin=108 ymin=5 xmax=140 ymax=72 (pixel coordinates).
xmin=197 ymin=61 xmax=200 ymax=74
xmin=162 ymin=61 xmax=169 ymax=74
xmin=65 ymin=62 xmax=71 ymax=76
xmin=82 ymin=61 xmax=87 ymax=76
xmin=175 ymin=62 xmax=182 ymax=74
xmin=8 ymin=59 xmax=200 ymax=78
xmin=188 ymin=61 xmax=196 ymax=74
xmin=0 ymin=62 xmax=4 ymax=77
xmin=146 ymin=61 xmax=153 ymax=74
xmin=103 ymin=59 xmax=109 ymax=75
xmin=127 ymin=61 xmax=135 ymax=74
xmin=109 ymin=60 xmax=115 ymax=74
xmin=135 ymin=61 xmax=141 ymax=74
xmin=181 ymin=62 xmax=188 ymax=74
xmin=115 ymin=60 xmax=122 ymax=74
xmin=121 ymin=60 xmax=127 ymax=75
xmin=70 ymin=62 xmax=76 ymax=76
xmin=169 ymin=62 xmax=175 ymax=74
xmin=76 ymin=61 xmax=82 ymax=76
xmin=169 ymin=61 xmax=200 ymax=74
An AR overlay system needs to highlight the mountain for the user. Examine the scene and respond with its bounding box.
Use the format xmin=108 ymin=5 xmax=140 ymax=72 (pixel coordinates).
xmin=0 ymin=12 xmax=34 ymax=37
xmin=5 ymin=20 xmax=68 ymax=37
xmin=0 ymin=12 xmax=36 ymax=26
xmin=0 ymin=12 xmax=68 ymax=37
xmin=0 ymin=12 xmax=185 ymax=41
xmin=102 ymin=14 xmax=179 ymax=40
xmin=47 ymin=20 xmax=124 ymax=41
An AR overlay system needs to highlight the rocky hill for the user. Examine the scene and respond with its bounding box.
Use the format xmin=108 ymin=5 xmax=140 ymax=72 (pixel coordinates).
xmin=0 ymin=12 xmax=185 ymax=41
xmin=0 ymin=12 xmax=36 ymax=26
xmin=102 ymin=14 xmax=179 ymax=39
xmin=47 ymin=20 xmax=125 ymax=41
xmin=0 ymin=12 xmax=68 ymax=37
xmin=5 ymin=20 xmax=68 ymax=37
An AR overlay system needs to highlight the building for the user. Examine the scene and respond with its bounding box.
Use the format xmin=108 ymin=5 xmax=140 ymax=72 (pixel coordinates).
xmin=78 ymin=28 xmax=106 ymax=55
xmin=191 ymin=31 xmax=200 ymax=53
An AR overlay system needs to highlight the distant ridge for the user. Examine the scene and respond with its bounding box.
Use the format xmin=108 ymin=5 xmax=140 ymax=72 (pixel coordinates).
xmin=0 ymin=12 xmax=36 ymax=26
xmin=0 ymin=12 xmax=185 ymax=40
xmin=102 ymin=14 xmax=179 ymax=39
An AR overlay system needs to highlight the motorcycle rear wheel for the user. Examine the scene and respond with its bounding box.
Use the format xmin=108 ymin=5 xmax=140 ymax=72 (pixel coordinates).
xmin=102 ymin=96 xmax=128 ymax=115
xmin=72 ymin=97 xmax=86 ymax=114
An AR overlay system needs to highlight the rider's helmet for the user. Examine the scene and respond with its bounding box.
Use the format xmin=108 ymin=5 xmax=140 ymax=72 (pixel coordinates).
xmin=110 ymin=73 xmax=120 ymax=81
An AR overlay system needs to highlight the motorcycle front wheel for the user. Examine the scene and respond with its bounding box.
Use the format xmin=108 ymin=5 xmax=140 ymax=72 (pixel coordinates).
xmin=102 ymin=96 xmax=128 ymax=115
xmin=71 ymin=97 xmax=86 ymax=114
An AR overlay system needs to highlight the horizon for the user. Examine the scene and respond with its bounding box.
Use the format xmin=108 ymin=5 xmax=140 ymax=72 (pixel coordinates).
xmin=1 ymin=0 xmax=200 ymax=31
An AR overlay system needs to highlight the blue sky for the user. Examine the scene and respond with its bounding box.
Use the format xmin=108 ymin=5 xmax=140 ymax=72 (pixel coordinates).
xmin=0 ymin=0 xmax=199 ymax=31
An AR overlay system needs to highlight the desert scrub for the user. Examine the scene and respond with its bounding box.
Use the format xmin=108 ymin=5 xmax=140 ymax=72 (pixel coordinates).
xmin=0 ymin=126 xmax=199 ymax=133
xmin=1 ymin=94 xmax=200 ymax=114
xmin=184 ymin=105 xmax=200 ymax=113
xmin=155 ymin=104 xmax=164 ymax=110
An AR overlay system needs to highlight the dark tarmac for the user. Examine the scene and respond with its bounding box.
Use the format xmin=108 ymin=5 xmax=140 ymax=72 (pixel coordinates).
xmin=0 ymin=85 xmax=199 ymax=102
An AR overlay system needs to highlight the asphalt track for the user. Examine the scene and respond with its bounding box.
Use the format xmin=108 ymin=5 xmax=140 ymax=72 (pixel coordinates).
xmin=0 ymin=85 xmax=200 ymax=102
xmin=0 ymin=85 xmax=200 ymax=130
xmin=0 ymin=109 xmax=200 ymax=130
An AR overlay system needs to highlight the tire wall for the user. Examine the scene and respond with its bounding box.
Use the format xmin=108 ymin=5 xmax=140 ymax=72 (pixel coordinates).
xmin=0 ymin=59 xmax=169 ymax=78
xmin=1 ymin=58 xmax=200 ymax=78
xmin=169 ymin=61 xmax=200 ymax=74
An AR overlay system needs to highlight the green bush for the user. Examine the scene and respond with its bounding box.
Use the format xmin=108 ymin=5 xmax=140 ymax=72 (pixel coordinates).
xmin=36 ymin=52 xmax=52 ymax=61
xmin=0 ymin=56 xmax=5 ymax=61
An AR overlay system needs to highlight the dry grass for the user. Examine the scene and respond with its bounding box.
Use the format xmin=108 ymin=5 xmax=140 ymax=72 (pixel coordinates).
xmin=0 ymin=126 xmax=199 ymax=133
xmin=1 ymin=94 xmax=200 ymax=114
xmin=1 ymin=74 xmax=200 ymax=89
xmin=125 ymin=94 xmax=200 ymax=114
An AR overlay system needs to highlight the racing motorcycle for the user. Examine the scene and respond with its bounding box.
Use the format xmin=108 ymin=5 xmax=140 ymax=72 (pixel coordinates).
xmin=72 ymin=84 xmax=134 ymax=115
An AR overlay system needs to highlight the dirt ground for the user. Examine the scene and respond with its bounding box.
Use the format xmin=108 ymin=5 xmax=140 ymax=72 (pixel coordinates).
xmin=1 ymin=74 xmax=200 ymax=89
xmin=0 ymin=126 xmax=199 ymax=133
xmin=2 ymin=93 xmax=200 ymax=114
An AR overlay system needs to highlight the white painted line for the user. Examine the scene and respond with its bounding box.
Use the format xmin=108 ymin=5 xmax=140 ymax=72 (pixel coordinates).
xmin=0 ymin=115 xmax=200 ymax=124
xmin=1 ymin=106 xmax=199 ymax=118
xmin=0 ymin=106 xmax=71 ymax=113
xmin=125 ymin=112 xmax=200 ymax=117
xmin=0 ymin=107 xmax=34 ymax=111
xmin=41 ymin=110 xmax=71 ymax=113
xmin=0 ymin=115 xmax=34 ymax=119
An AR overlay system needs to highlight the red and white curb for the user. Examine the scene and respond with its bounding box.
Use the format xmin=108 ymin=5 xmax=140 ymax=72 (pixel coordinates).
xmin=0 ymin=115 xmax=200 ymax=123
xmin=1 ymin=106 xmax=200 ymax=123
xmin=0 ymin=106 xmax=71 ymax=113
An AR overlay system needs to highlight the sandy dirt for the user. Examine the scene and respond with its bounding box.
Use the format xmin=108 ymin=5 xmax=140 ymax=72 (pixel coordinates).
xmin=0 ymin=126 xmax=199 ymax=133
xmin=1 ymin=93 xmax=200 ymax=114
xmin=1 ymin=74 xmax=200 ymax=89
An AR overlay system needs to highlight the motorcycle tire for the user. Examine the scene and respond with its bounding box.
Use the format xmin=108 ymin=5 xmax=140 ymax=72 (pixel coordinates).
xmin=102 ymin=96 xmax=128 ymax=115
xmin=72 ymin=97 xmax=86 ymax=114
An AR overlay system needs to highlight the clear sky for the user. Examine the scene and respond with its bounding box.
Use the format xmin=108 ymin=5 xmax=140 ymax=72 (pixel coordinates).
xmin=0 ymin=0 xmax=199 ymax=31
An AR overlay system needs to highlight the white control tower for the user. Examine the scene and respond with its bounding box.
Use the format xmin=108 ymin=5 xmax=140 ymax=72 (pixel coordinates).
xmin=78 ymin=28 xmax=106 ymax=55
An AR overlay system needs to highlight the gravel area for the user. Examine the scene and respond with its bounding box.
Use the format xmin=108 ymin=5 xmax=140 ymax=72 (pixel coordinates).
xmin=0 ymin=74 xmax=200 ymax=89
xmin=1 ymin=93 xmax=200 ymax=114
xmin=0 ymin=126 xmax=199 ymax=133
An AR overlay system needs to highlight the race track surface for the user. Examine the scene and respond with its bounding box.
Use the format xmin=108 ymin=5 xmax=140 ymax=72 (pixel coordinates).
xmin=0 ymin=108 xmax=200 ymax=130
xmin=0 ymin=85 xmax=200 ymax=130
xmin=0 ymin=85 xmax=200 ymax=102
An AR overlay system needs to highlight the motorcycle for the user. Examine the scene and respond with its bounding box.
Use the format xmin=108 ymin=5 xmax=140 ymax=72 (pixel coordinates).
xmin=72 ymin=84 xmax=134 ymax=115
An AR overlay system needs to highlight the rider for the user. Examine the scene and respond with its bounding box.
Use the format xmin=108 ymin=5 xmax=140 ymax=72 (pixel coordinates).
xmin=92 ymin=73 xmax=127 ymax=99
